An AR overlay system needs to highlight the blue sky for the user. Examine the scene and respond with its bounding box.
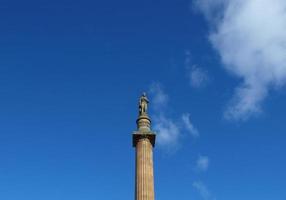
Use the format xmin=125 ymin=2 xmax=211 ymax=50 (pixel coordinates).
xmin=1 ymin=0 xmax=286 ymax=199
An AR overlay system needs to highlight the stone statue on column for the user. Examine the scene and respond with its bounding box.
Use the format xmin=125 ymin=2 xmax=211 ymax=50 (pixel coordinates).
xmin=139 ymin=92 xmax=149 ymax=116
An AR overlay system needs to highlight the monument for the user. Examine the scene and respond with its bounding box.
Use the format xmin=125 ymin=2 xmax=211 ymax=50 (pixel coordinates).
xmin=133 ymin=93 xmax=156 ymax=200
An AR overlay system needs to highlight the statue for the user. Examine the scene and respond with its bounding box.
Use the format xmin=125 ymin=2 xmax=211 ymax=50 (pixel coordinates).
xmin=139 ymin=92 xmax=149 ymax=115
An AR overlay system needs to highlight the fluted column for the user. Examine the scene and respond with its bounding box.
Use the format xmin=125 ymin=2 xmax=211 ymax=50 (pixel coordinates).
xmin=133 ymin=93 xmax=156 ymax=200
xmin=135 ymin=137 xmax=155 ymax=200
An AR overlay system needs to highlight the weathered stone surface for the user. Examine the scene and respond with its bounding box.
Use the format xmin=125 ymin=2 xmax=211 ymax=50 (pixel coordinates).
xmin=133 ymin=93 xmax=155 ymax=200
xmin=135 ymin=138 xmax=155 ymax=200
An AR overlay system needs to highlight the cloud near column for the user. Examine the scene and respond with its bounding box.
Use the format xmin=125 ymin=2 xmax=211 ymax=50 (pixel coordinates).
xmin=149 ymin=83 xmax=199 ymax=150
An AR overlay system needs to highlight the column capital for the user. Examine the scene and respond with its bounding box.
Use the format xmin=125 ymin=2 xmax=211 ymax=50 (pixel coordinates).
xmin=132 ymin=131 xmax=156 ymax=147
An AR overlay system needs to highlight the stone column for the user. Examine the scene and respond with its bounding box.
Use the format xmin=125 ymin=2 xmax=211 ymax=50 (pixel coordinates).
xmin=135 ymin=137 xmax=155 ymax=200
xmin=133 ymin=93 xmax=156 ymax=200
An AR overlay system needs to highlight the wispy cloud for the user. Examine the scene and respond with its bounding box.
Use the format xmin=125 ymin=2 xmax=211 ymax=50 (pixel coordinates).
xmin=182 ymin=113 xmax=199 ymax=137
xmin=193 ymin=181 xmax=215 ymax=200
xmin=195 ymin=0 xmax=286 ymax=120
xmin=149 ymin=83 xmax=168 ymax=110
xmin=196 ymin=155 xmax=209 ymax=172
xmin=185 ymin=51 xmax=209 ymax=89
xmin=153 ymin=114 xmax=180 ymax=147
xmin=149 ymin=83 xmax=180 ymax=149
xmin=149 ymin=83 xmax=199 ymax=150
xmin=189 ymin=65 xmax=209 ymax=88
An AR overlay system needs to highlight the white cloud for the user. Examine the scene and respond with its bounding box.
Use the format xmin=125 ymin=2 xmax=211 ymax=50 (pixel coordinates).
xmin=149 ymin=84 xmax=180 ymax=148
xmin=182 ymin=113 xmax=199 ymax=137
xmin=195 ymin=0 xmax=286 ymax=120
xmin=193 ymin=181 xmax=215 ymax=200
xmin=189 ymin=65 xmax=209 ymax=88
xmin=196 ymin=155 xmax=209 ymax=172
xmin=193 ymin=0 xmax=226 ymax=22
xmin=185 ymin=51 xmax=209 ymax=89
xmin=149 ymin=83 xmax=168 ymax=110
xmin=153 ymin=115 xmax=180 ymax=147
xmin=149 ymin=84 xmax=199 ymax=149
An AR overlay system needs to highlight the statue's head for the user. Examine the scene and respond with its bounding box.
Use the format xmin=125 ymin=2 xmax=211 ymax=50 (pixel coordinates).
xmin=142 ymin=92 xmax=146 ymax=97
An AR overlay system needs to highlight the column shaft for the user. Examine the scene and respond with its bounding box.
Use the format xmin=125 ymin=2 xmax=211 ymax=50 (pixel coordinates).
xmin=135 ymin=138 xmax=155 ymax=200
